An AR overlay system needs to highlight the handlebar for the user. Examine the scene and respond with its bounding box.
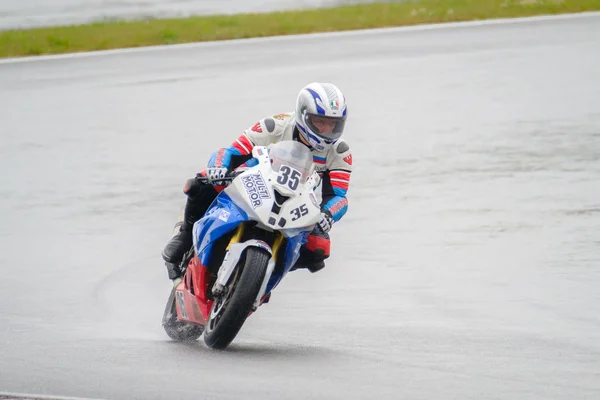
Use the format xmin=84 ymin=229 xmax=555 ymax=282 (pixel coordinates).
xmin=195 ymin=170 xmax=243 ymax=185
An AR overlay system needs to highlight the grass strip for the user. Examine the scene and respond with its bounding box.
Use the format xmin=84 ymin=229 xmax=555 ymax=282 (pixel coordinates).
xmin=1 ymin=0 xmax=599 ymax=58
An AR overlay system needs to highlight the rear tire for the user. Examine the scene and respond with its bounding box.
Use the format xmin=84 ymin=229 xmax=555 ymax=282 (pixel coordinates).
xmin=162 ymin=287 xmax=204 ymax=341
xmin=203 ymin=247 xmax=270 ymax=349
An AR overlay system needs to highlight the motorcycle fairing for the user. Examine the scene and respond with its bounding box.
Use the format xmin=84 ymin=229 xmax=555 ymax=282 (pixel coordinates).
xmin=264 ymin=232 xmax=308 ymax=294
xmin=175 ymin=257 xmax=213 ymax=325
xmin=193 ymin=192 xmax=249 ymax=267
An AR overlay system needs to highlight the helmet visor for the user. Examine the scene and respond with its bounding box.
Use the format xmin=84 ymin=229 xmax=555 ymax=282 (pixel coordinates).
xmin=304 ymin=113 xmax=345 ymax=143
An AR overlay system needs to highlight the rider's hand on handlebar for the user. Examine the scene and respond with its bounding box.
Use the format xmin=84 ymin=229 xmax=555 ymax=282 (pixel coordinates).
xmin=206 ymin=167 xmax=228 ymax=184
xmin=318 ymin=212 xmax=334 ymax=233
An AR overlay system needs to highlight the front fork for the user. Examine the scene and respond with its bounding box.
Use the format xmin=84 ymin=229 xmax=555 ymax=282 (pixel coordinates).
xmin=211 ymin=223 xmax=284 ymax=309
xmin=226 ymin=222 xmax=285 ymax=258
xmin=226 ymin=222 xmax=246 ymax=250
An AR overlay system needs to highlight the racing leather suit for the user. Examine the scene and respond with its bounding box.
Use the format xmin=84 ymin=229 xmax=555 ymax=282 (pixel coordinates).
xmin=162 ymin=112 xmax=352 ymax=279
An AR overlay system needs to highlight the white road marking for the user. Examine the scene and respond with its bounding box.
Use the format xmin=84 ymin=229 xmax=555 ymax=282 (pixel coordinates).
xmin=0 ymin=391 xmax=107 ymax=400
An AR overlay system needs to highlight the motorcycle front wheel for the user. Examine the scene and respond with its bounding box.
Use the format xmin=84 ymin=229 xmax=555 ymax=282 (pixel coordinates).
xmin=203 ymin=247 xmax=270 ymax=349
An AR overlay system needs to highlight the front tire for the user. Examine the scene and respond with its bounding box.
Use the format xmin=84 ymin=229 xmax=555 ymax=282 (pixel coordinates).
xmin=203 ymin=247 xmax=270 ymax=349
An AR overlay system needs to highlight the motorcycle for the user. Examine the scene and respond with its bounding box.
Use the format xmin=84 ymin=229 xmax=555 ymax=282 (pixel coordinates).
xmin=162 ymin=141 xmax=322 ymax=349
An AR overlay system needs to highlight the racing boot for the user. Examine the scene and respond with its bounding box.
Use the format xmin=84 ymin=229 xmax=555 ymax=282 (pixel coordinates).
xmin=162 ymin=177 xmax=219 ymax=280
xmin=291 ymin=227 xmax=330 ymax=273
xmin=162 ymin=220 xmax=193 ymax=279
xmin=306 ymin=251 xmax=326 ymax=273
xmin=291 ymin=249 xmax=326 ymax=273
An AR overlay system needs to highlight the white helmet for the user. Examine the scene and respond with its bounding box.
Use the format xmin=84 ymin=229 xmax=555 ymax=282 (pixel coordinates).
xmin=295 ymin=82 xmax=347 ymax=152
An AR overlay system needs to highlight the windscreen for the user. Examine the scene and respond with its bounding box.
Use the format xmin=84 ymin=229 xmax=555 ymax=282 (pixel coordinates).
xmin=268 ymin=141 xmax=314 ymax=187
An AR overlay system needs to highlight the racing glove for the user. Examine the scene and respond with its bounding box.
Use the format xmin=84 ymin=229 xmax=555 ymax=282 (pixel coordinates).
xmin=206 ymin=167 xmax=228 ymax=184
xmin=317 ymin=211 xmax=334 ymax=233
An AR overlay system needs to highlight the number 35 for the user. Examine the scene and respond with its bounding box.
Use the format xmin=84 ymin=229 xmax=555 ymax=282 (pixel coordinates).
xmin=277 ymin=165 xmax=301 ymax=190
xmin=290 ymin=204 xmax=309 ymax=221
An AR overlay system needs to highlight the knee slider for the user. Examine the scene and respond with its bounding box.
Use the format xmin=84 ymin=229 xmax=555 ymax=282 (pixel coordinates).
xmin=304 ymin=235 xmax=331 ymax=258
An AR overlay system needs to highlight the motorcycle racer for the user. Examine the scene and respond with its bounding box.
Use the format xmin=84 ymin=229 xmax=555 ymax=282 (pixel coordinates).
xmin=162 ymin=82 xmax=353 ymax=283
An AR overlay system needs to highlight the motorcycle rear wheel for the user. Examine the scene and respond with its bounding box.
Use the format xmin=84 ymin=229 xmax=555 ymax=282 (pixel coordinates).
xmin=162 ymin=287 xmax=204 ymax=341
xmin=203 ymin=247 xmax=269 ymax=349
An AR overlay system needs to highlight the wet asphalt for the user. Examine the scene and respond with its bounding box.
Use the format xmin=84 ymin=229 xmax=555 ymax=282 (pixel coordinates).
xmin=0 ymin=13 xmax=599 ymax=400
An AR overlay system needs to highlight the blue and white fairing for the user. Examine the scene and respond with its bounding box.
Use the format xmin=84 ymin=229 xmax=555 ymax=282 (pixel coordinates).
xmin=192 ymin=142 xmax=322 ymax=297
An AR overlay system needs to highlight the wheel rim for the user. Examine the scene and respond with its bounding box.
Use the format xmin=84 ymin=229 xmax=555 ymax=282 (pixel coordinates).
xmin=206 ymin=268 xmax=240 ymax=334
